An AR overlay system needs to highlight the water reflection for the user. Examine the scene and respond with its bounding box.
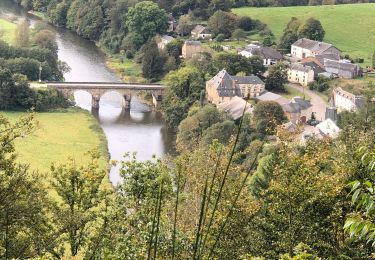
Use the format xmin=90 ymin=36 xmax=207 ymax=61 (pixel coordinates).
xmin=1 ymin=0 xmax=175 ymax=186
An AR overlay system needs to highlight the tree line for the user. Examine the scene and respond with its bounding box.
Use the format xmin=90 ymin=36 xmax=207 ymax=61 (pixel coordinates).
xmin=1 ymin=85 xmax=375 ymax=258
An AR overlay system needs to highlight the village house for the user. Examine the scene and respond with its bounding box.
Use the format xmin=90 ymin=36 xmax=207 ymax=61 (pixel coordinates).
xmin=324 ymin=59 xmax=362 ymax=78
xmin=287 ymin=63 xmax=315 ymax=86
xmin=291 ymin=38 xmax=341 ymax=59
xmin=217 ymin=96 xmax=254 ymax=120
xmin=191 ymin=25 xmax=212 ymax=40
xmin=239 ymin=44 xmax=283 ymax=66
xmin=300 ymin=57 xmax=326 ymax=77
xmin=182 ymin=41 xmax=202 ymax=59
xmin=331 ymin=87 xmax=364 ymax=112
xmin=316 ymin=118 xmax=340 ymax=138
xmin=206 ymin=69 xmax=265 ymax=105
xmin=256 ymin=92 xmax=312 ymax=124
xmin=156 ymin=35 xmax=174 ymax=50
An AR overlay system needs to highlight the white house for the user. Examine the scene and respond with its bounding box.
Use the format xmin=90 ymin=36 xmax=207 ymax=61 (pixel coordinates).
xmin=239 ymin=44 xmax=283 ymax=66
xmin=287 ymin=63 xmax=315 ymax=86
xmin=291 ymin=38 xmax=341 ymax=59
xmin=191 ymin=25 xmax=212 ymax=40
xmin=316 ymin=118 xmax=340 ymax=138
xmin=331 ymin=87 xmax=364 ymax=112
xmin=157 ymin=35 xmax=174 ymax=50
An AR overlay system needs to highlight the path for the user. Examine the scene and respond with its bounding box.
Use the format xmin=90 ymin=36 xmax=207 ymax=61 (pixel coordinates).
xmin=288 ymin=83 xmax=328 ymax=121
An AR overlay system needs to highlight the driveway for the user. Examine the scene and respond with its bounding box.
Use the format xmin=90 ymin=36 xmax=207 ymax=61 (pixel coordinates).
xmin=288 ymin=83 xmax=328 ymax=121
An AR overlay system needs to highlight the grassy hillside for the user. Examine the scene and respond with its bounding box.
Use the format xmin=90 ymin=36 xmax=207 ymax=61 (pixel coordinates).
xmin=0 ymin=18 xmax=16 ymax=44
xmin=233 ymin=3 xmax=375 ymax=66
xmin=2 ymin=108 xmax=109 ymax=174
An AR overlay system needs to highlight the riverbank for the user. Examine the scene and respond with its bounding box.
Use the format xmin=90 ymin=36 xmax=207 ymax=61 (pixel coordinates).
xmin=2 ymin=108 xmax=109 ymax=174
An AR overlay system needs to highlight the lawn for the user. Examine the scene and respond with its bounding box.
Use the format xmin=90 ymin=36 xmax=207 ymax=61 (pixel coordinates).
xmin=0 ymin=18 xmax=16 ymax=44
xmin=280 ymin=84 xmax=310 ymax=100
xmin=1 ymin=108 xmax=109 ymax=174
xmin=233 ymin=3 xmax=375 ymax=66
xmin=106 ymin=54 xmax=146 ymax=83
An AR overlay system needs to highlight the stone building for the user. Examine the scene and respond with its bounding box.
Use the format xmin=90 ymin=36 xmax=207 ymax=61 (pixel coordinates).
xmin=331 ymin=87 xmax=364 ymax=112
xmin=182 ymin=40 xmax=202 ymax=59
xmin=206 ymin=69 xmax=265 ymax=105
xmin=287 ymin=63 xmax=315 ymax=86
xmin=291 ymin=38 xmax=341 ymax=59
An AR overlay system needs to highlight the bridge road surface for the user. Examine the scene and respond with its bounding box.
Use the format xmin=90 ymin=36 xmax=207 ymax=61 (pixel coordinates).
xmin=46 ymin=82 xmax=166 ymax=90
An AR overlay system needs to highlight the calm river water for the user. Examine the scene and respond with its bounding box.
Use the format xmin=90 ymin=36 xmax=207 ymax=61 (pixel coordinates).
xmin=0 ymin=0 xmax=175 ymax=185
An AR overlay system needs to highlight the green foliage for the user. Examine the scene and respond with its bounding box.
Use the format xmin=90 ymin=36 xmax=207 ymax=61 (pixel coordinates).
xmin=232 ymin=28 xmax=246 ymax=42
xmin=161 ymin=66 xmax=205 ymax=130
xmin=237 ymin=16 xmax=253 ymax=31
xmin=32 ymin=29 xmax=58 ymax=54
xmin=265 ymin=62 xmax=288 ymax=92
xmin=298 ymin=17 xmax=325 ymax=41
xmin=214 ymin=52 xmax=265 ymax=77
xmin=208 ymin=10 xmax=238 ymax=38
xmin=140 ymin=39 xmax=166 ymax=80
xmin=253 ymin=101 xmax=287 ymax=135
xmin=372 ymin=50 xmax=375 ymax=69
xmin=126 ymin=1 xmax=168 ymax=43
xmin=0 ymin=113 xmax=50 ymax=259
xmin=14 ymin=21 xmax=30 ymax=47
xmin=308 ymin=75 xmax=330 ymax=92
xmin=49 ymin=150 xmax=108 ymax=257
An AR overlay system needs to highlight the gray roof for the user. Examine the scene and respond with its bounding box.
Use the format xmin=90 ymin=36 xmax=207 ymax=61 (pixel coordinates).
xmin=290 ymin=63 xmax=313 ymax=73
xmin=161 ymin=35 xmax=174 ymax=42
xmin=292 ymin=97 xmax=312 ymax=110
xmin=300 ymin=61 xmax=325 ymax=74
xmin=184 ymin=40 xmax=202 ymax=46
xmin=324 ymin=59 xmax=360 ymax=73
xmin=244 ymin=45 xmax=283 ymax=60
xmin=218 ymin=96 xmax=253 ymax=120
xmin=292 ymin=38 xmax=338 ymax=54
xmin=232 ymin=75 xmax=264 ymax=85
xmin=208 ymin=69 xmax=263 ymax=97
xmin=191 ymin=25 xmax=210 ymax=34
xmin=256 ymin=91 xmax=290 ymax=105
xmin=315 ymin=53 xmax=340 ymax=64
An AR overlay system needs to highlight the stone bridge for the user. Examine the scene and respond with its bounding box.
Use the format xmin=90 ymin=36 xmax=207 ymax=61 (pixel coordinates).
xmin=47 ymin=82 xmax=166 ymax=109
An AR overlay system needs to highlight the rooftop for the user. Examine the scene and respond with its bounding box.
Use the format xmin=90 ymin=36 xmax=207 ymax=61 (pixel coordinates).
xmin=290 ymin=63 xmax=313 ymax=73
xmin=292 ymin=38 xmax=338 ymax=54
xmin=218 ymin=96 xmax=253 ymax=120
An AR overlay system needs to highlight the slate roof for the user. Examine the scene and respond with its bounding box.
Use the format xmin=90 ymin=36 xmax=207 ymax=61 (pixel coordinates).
xmin=161 ymin=35 xmax=174 ymax=42
xmin=256 ymin=91 xmax=290 ymax=105
xmin=300 ymin=61 xmax=325 ymax=75
xmin=218 ymin=96 xmax=253 ymax=120
xmin=292 ymin=38 xmax=338 ymax=53
xmin=191 ymin=25 xmax=210 ymax=35
xmin=315 ymin=53 xmax=340 ymax=65
xmin=242 ymin=44 xmax=283 ymax=60
xmin=290 ymin=63 xmax=313 ymax=73
xmin=256 ymin=92 xmax=312 ymax=114
xmin=208 ymin=69 xmax=264 ymax=97
xmin=324 ymin=59 xmax=360 ymax=73
xmin=332 ymin=87 xmax=364 ymax=108
xmin=292 ymin=97 xmax=312 ymax=110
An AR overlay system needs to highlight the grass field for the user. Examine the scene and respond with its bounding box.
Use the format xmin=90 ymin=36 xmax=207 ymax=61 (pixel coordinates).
xmin=1 ymin=108 xmax=109 ymax=174
xmin=106 ymin=54 xmax=146 ymax=83
xmin=0 ymin=18 xmax=16 ymax=44
xmin=233 ymin=3 xmax=375 ymax=66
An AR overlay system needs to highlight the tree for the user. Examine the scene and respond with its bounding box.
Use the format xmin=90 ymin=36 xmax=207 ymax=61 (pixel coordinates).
xmin=140 ymin=39 xmax=166 ymax=80
xmin=214 ymin=53 xmax=265 ymax=76
xmin=32 ymin=29 xmax=58 ymax=54
xmin=0 ymin=113 xmax=52 ymax=259
xmin=237 ymin=16 xmax=253 ymax=31
xmin=298 ymin=17 xmax=325 ymax=41
xmin=278 ymin=17 xmax=301 ymax=53
xmin=265 ymin=62 xmax=288 ymax=92
xmin=208 ymin=10 xmax=238 ymax=38
xmin=15 ymin=21 xmax=30 ymax=47
xmin=253 ymin=101 xmax=287 ymax=135
xmin=49 ymin=150 xmax=108 ymax=257
xmin=232 ymin=29 xmax=246 ymax=42
xmin=126 ymin=1 xmax=168 ymax=43
xmin=177 ymin=14 xmax=193 ymax=36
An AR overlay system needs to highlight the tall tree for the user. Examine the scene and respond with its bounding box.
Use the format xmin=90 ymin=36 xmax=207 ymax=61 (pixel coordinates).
xmin=140 ymin=39 xmax=166 ymax=80
xmin=207 ymin=10 xmax=238 ymax=38
xmin=298 ymin=17 xmax=325 ymax=41
xmin=15 ymin=21 xmax=30 ymax=47
xmin=49 ymin=150 xmax=108 ymax=257
xmin=265 ymin=62 xmax=288 ymax=92
xmin=126 ymin=1 xmax=168 ymax=43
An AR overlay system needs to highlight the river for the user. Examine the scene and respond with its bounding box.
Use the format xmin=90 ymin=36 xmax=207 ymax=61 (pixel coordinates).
xmin=0 ymin=0 xmax=175 ymax=185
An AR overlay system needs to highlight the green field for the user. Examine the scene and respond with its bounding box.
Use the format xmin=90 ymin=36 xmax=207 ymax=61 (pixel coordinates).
xmin=233 ymin=3 xmax=375 ymax=66
xmin=1 ymin=108 xmax=109 ymax=174
xmin=0 ymin=18 xmax=16 ymax=44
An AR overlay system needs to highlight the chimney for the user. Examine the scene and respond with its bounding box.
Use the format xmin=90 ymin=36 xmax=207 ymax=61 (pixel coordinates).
xmin=325 ymin=106 xmax=338 ymax=122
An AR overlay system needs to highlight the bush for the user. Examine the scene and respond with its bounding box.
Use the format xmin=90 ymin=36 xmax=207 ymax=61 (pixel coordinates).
xmin=215 ymin=34 xmax=225 ymax=42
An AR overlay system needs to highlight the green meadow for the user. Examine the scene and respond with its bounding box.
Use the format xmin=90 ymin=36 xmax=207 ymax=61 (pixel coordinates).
xmin=0 ymin=18 xmax=16 ymax=44
xmin=1 ymin=108 xmax=109 ymax=174
xmin=233 ymin=3 xmax=375 ymax=66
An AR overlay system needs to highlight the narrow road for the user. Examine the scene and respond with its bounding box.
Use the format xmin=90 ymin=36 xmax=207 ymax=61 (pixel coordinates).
xmin=288 ymin=83 xmax=328 ymax=121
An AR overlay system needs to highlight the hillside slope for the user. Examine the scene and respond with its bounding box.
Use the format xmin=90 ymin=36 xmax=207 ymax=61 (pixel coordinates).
xmin=233 ymin=4 xmax=375 ymax=66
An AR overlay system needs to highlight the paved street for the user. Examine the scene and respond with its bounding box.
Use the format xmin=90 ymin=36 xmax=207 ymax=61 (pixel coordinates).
xmin=288 ymin=83 xmax=328 ymax=121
